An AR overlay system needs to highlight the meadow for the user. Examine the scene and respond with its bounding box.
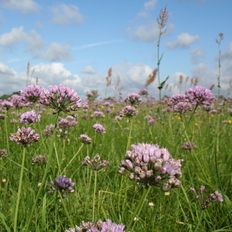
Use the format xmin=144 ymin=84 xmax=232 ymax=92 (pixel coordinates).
xmin=0 ymin=84 xmax=232 ymax=232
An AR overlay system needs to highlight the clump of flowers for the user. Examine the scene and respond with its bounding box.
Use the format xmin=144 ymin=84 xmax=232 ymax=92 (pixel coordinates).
xmin=10 ymin=127 xmax=40 ymax=146
xmin=78 ymin=134 xmax=92 ymax=144
xmin=91 ymin=111 xmax=105 ymax=118
xmin=1 ymin=100 xmax=14 ymax=110
xmin=148 ymin=119 xmax=155 ymax=126
xmin=190 ymin=186 xmax=223 ymax=209
xmin=49 ymin=175 xmax=75 ymax=198
xmin=40 ymin=84 xmax=81 ymax=113
xmin=185 ymin=86 xmax=214 ymax=106
xmin=82 ymin=155 xmax=110 ymax=171
xmin=182 ymin=141 xmax=198 ymax=150
xmin=121 ymin=105 xmax=138 ymax=118
xmin=139 ymin=89 xmax=149 ymax=96
xmin=20 ymin=85 xmax=44 ymax=103
xmin=93 ymin=124 xmax=106 ymax=134
xmin=32 ymin=154 xmax=47 ymax=166
xmin=43 ymin=124 xmax=55 ymax=137
xmin=168 ymin=94 xmax=192 ymax=114
xmin=124 ymin=93 xmax=142 ymax=106
xmin=66 ymin=219 xmax=126 ymax=232
xmin=118 ymin=143 xmax=183 ymax=191
xmin=0 ymin=149 xmax=8 ymax=159
xmin=19 ymin=110 xmax=41 ymax=125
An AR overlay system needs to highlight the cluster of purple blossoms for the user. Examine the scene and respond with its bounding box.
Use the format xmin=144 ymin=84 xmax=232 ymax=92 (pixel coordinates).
xmin=91 ymin=111 xmax=105 ymax=118
xmin=228 ymin=108 xmax=232 ymax=116
xmin=43 ymin=124 xmax=55 ymax=137
xmin=185 ymin=86 xmax=214 ymax=106
xmin=19 ymin=110 xmax=41 ymax=125
xmin=148 ymin=119 xmax=155 ymax=126
xmin=1 ymin=100 xmax=14 ymax=110
xmin=32 ymin=154 xmax=47 ymax=166
xmin=40 ymin=84 xmax=81 ymax=113
xmin=120 ymin=105 xmax=138 ymax=118
xmin=182 ymin=141 xmax=198 ymax=150
xmin=168 ymin=94 xmax=192 ymax=114
xmin=10 ymin=94 xmax=28 ymax=109
xmin=124 ymin=93 xmax=142 ymax=106
xmin=118 ymin=143 xmax=183 ymax=191
xmin=138 ymin=89 xmax=149 ymax=96
xmin=21 ymin=85 xmax=44 ymax=103
xmin=49 ymin=175 xmax=75 ymax=198
xmin=66 ymin=219 xmax=126 ymax=232
xmin=82 ymin=155 xmax=110 ymax=171
xmin=190 ymin=186 xmax=223 ymax=209
xmin=78 ymin=134 xmax=92 ymax=144
xmin=58 ymin=116 xmax=77 ymax=128
xmin=93 ymin=124 xmax=106 ymax=134
xmin=10 ymin=127 xmax=40 ymax=146
xmin=0 ymin=149 xmax=8 ymax=159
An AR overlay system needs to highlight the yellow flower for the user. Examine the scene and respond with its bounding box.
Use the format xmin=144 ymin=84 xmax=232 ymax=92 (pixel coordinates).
xmin=38 ymin=182 xmax=42 ymax=187
xmin=2 ymin=179 xmax=6 ymax=183
xmin=228 ymin=120 xmax=232 ymax=124
xmin=194 ymin=123 xmax=199 ymax=126
xmin=111 ymin=107 xmax=115 ymax=110
xmin=165 ymin=192 xmax=170 ymax=196
xmin=137 ymin=120 xmax=140 ymax=124
xmin=210 ymin=114 xmax=214 ymax=117
xmin=101 ymin=106 xmax=105 ymax=109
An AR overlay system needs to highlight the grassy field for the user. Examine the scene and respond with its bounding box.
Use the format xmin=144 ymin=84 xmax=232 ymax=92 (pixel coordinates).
xmin=0 ymin=89 xmax=232 ymax=232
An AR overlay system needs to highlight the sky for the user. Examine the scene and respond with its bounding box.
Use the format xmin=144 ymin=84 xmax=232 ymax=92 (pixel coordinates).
xmin=0 ymin=0 xmax=232 ymax=100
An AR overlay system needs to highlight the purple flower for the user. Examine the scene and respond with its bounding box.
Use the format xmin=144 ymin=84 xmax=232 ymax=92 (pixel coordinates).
xmin=82 ymin=155 xmax=110 ymax=171
xmin=118 ymin=143 xmax=183 ymax=191
xmin=185 ymin=86 xmax=214 ymax=106
xmin=78 ymin=134 xmax=92 ymax=144
xmin=10 ymin=94 xmax=28 ymax=108
xmin=43 ymin=124 xmax=55 ymax=137
xmin=0 ymin=149 xmax=8 ymax=159
xmin=182 ymin=141 xmax=198 ymax=150
xmin=148 ymin=119 xmax=155 ymax=126
xmin=21 ymin=85 xmax=43 ymax=103
xmin=92 ymin=111 xmax=105 ymax=118
xmin=58 ymin=116 xmax=77 ymax=128
xmin=1 ymin=100 xmax=14 ymax=110
xmin=124 ymin=92 xmax=142 ymax=106
xmin=32 ymin=154 xmax=47 ymax=166
xmin=168 ymin=94 xmax=192 ymax=114
xmin=20 ymin=110 xmax=41 ymax=125
xmin=139 ymin=89 xmax=149 ymax=96
xmin=93 ymin=124 xmax=106 ymax=134
xmin=10 ymin=127 xmax=40 ymax=146
xmin=121 ymin=105 xmax=138 ymax=118
xmin=49 ymin=175 xmax=75 ymax=198
xmin=40 ymin=84 xmax=81 ymax=113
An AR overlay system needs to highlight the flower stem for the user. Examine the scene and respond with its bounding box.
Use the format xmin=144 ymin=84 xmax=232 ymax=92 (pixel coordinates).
xmin=14 ymin=146 xmax=26 ymax=232
xmin=92 ymin=171 xmax=97 ymax=222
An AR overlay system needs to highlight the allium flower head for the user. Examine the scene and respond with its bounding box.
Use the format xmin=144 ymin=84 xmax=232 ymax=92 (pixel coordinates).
xmin=182 ymin=141 xmax=198 ymax=150
xmin=124 ymin=92 xmax=142 ymax=106
xmin=93 ymin=124 xmax=106 ymax=134
xmin=82 ymin=155 xmax=110 ymax=171
xmin=20 ymin=110 xmax=41 ymax=125
xmin=20 ymin=85 xmax=43 ymax=103
xmin=118 ymin=143 xmax=183 ymax=191
xmin=78 ymin=134 xmax=92 ymax=144
xmin=1 ymin=100 xmax=13 ymax=110
xmin=185 ymin=86 xmax=214 ymax=106
xmin=120 ymin=105 xmax=138 ymax=118
xmin=40 ymin=84 xmax=81 ymax=113
xmin=139 ymin=89 xmax=149 ymax=96
xmin=32 ymin=154 xmax=47 ymax=166
xmin=49 ymin=175 xmax=75 ymax=198
xmin=0 ymin=149 xmax=8 ymax=159
xmin=10 ymin=94 xmax=27 ymax=108
xmin=66 ymin=219 xmax=126 ymax=232
xmin=10 ymin=127 xmax=40 ymax=146
xmin=168 ymin=94 xmax=192 ymax=114
xmin=43 ymin=124 xmax=55 ymax=137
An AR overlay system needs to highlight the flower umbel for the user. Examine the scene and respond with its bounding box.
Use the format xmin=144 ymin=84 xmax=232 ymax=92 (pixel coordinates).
xmin=78 ymin=134 xmax=92 ymax=144
xmin=32 ymin=155 xmax=47 ymax=166
xmin=10 ymin=127 xmax=40 ymax=146
xmin=82 ymin=155 xmax=110 ymax=171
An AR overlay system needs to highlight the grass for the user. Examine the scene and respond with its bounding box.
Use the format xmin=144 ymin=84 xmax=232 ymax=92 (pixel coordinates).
xmin=0 ymin=97 xmax=232 ymax=232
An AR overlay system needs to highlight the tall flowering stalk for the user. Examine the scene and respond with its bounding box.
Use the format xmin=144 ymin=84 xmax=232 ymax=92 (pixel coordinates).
xmin=10 ymin=127 xmax=40 ymax=232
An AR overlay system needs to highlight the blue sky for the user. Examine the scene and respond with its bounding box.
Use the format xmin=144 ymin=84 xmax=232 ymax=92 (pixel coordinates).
xmin=0 ymin=0 xmax=232 ymax=99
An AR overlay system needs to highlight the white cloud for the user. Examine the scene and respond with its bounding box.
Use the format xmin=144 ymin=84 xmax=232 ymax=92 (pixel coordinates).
xmin=138 ymin=0 xmax=157 ymax=17
xmin=166 ymin=33 xmax=199 ymax=49
xmin=43 ymin=43 xmax=72 ymax=61
xmin=1 ymin=0 xmax=40 ymax=14
xmin=50 ymin=4 xmax=83 ymax=25
xmin=0 ymin=26 xmax=44 ymax=56
xmin=221 ymin=42 xmax=232 ymax=60
xmin=81 ymin=66 xmax=96 ymax=74
xmin=190 ymin=47 xmax=204 ymax=64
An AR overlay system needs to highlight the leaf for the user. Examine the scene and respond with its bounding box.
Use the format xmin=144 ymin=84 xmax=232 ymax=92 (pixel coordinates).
xmin=158 ymin=76 xmax=169 ymax=90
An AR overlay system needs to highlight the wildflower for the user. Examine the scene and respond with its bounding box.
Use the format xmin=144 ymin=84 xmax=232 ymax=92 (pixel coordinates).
xmin=21 ymin=85 xmax=44 ymax=103
xmin=148 ymin=119 xmax=155 ymax=126
xmin=168 ymin=94 xmax=192 ymax=114
xmin=182 ymin=141 xmax=198 ymax=150
xmin=124 ymin=93 xmax=142 ymax=106
xmin=194 ymin=123 xmax=199 ymax=126
xmin=2 ymin=179 xmax=6 ymax=183
xmin=32 ymin=155 xmax=47 ymax=166
xmin=0 ymin=149 xmax=8 ymax=159
xmin=78 ymin=134 xmax=92 ymax=144
xmin=43 ymin=124 xmax=55 ymax=137
xmin=58 ymin=116 xmax=77 ymax=128
xmin=121 ymin=105 xmax=138 ymax=118
xmin=1 ymin=100 xmax=13 ymax=110
xmin=139 ymin=89 xmax=149 ymax=96
xmin=91 ymin=111 xmax=105 ymax=118
xmin=82 ymin=155 xmax=110 ymax=171
xmin=19 ymin=110 xmax=41 ymax=125
xmin=66 ymin=219 xmax=126 ymax=232
xmin=190 ymin=186 xmax=223 ymax=209
xmin=40 ymin=84 xmax=81 ymax=113
xmin=10 ymin=94 xmax=28 ymax=108
xmin=49 ymin=175 xmax=75 ymax=198
xmin=118 ymin=143 xmax=183 ymax=191
xmin=93 ymin=124 xmax=106 ymax=134
xmin=10 ymin=127 xmax=40 ymax=146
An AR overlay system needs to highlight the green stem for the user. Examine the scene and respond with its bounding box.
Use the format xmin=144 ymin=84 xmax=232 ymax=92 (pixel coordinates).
xmin=126 ymin=119 xmax=133 ymax=151
xmin=92 ymin=171 xmax=97 ymax=222
xmin=14 ymin=146 xmax=26 ymax=232
xmin=127 ymin=187 xmax=151 ymax=231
